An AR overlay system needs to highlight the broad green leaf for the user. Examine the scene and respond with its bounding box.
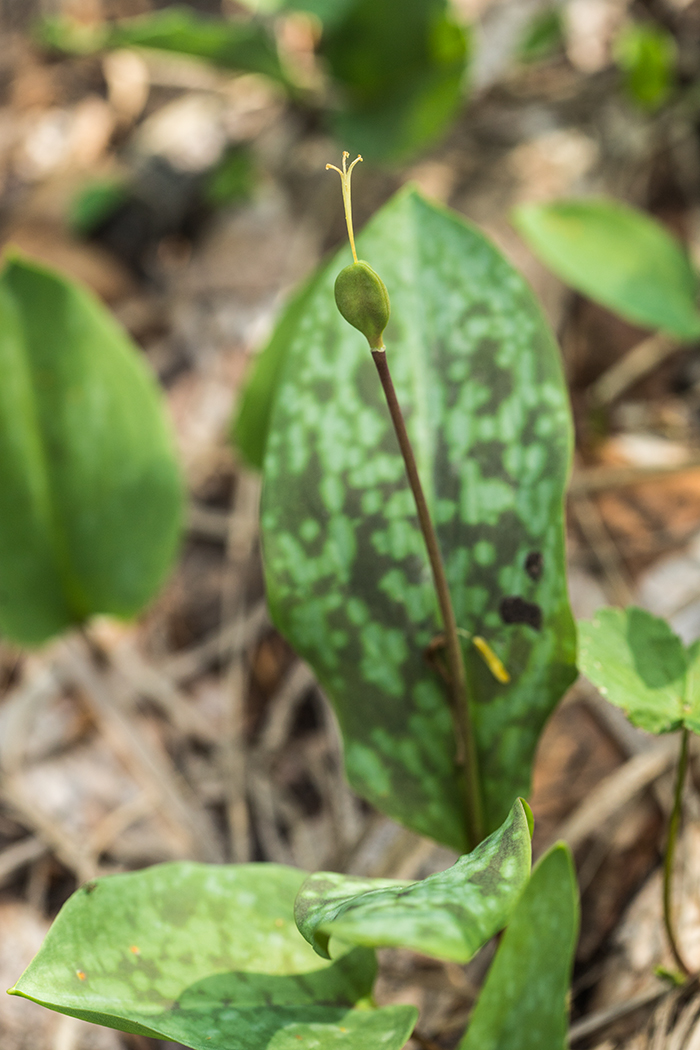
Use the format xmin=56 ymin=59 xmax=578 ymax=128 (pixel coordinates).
xmin=39 ymin=7 xmax=288 ymax=86
xmin=0 ymin=256 xmax=183 ymax=646
xmin=320 ymin=0 xmax=470 ymax=162
xmin=513 ymin=199 xmax=700 ymax=341
xmin=261 ymin=188 xmax=576 ymax=851
xmin=578 ymin=606 xmax=700 ymax=735
xmin=9 ymin=862 xmax=417 ymax=1050
xmin=295 ymin=798 xmax=532 ymax=961
xmin=459 ymin=843 xmax=579 ymax=1050
xmin=614 ymin=22 xmax=677 ymax=113
xmin=233 ymin=260 xmax=332 ymax=470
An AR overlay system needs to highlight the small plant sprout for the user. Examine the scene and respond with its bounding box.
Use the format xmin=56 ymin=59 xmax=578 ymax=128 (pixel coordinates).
xmin=327 ymin=152 xmax=488 ymax=845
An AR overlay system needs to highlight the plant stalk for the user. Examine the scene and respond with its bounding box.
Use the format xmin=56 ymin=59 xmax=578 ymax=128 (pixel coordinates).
xmin=371 ymin=347 xmax=485 ymax=847
xmin=663 ymin=727 xmax=691 ymax=976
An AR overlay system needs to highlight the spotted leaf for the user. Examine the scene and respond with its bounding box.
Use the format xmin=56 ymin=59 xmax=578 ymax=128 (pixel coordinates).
xmin=261 ymin=187 xmax=577 ymax=850
xmin=294 ymin=797 xmax=532 ymax=961
xmin=9 ymin=863 xmax=417 ymax=1050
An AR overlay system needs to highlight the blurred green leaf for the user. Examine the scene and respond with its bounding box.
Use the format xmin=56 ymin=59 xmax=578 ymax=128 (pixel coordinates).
xmin=513 ymin=198 xmax=700 ymax=340
xmin=518 ymin=7 xmax=564 ymax=64
xmin=459 ymin=843 xmax=579 ymax=1050
xmin=9 ymin=862 xmax=417 ymax=1050
xmin=321 ymin=0 xmax=470 ymax=161
xmin=69 ymin=179 xmax=129 ymax=237
xmin=0 ymin=255 xmax=183 ymax=646
xmin=614 ymin=21 xmax=677 ymax=112
xmin=39 ymin=1 xmax=468 ymax=161
xmin=39 ymin=6 xmax=288 ymax=85
xmin=204 ymin=147 xmax=255 ymax=208
xmin=36 ymin=16 xmax=107 ymax=54
xmin=260 ymin=188 xmax=576 ymax=851
xmin=295 ymin=798 xmax=532 ymax=961
xmin=579 ymin=606 xmax=700 ymax=735
xmin=280 ymin=0 xmax=358 ymax=30
xmin=108 ymin=6 xmax=287 ymax=82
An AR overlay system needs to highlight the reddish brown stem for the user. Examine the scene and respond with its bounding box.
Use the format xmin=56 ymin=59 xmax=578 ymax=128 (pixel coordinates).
xmin=371 ymin=347 xmax=485 ymax=847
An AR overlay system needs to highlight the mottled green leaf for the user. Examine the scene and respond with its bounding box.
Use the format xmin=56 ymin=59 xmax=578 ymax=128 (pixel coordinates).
xmin=9 ymin=863 xmax=417 ymax=1050
xmin=320 ymin=0 xmax=470 ymax=161
xmin=0 ymin=256 xmax=183 ymax=646
xmin=261 ymin=188 xmax=576 ymax=851
xmin=459 ymin=843 xmax=579 ymax=1050
xmin=579 ymin=606 xmax=700 ymax=735
xmin=614 ymin=21 xmax=677 ymax=113
xmin=295 ymin=798 xmax=532 ymax=961
xmin=234 ymin=261 xmax=331 ymax=470
xmin=513 ymin=198 xmax=700 ymax=340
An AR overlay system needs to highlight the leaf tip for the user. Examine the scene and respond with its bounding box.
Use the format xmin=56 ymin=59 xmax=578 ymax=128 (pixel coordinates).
xmin=312 ymin=931 xmax=332 ymax=960
xmin=517 ymin=797 xmax=535 ymax=839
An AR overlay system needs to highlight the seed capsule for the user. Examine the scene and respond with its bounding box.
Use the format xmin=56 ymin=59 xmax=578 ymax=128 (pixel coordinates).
xmin=334 ymin=260 xmax=390 ymax=350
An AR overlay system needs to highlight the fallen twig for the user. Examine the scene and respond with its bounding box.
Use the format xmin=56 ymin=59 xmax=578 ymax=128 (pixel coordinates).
xmin=588 ymin=332 xmax=680 ymax=406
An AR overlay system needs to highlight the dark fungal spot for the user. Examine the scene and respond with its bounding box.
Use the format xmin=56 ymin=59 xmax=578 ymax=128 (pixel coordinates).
xmin=525 ymin=551 xmax=543 ymax=581
xmin=500 ymin=596 xmax=542 ymax=631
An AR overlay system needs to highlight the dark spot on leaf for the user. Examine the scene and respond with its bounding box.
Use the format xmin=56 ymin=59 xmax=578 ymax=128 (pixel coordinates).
xmin=83 ymin=881 xmax=98 ymax=894
xmin=500 ymin=596 xmax=542 ymax=631
xmin=525 ymin=551 xmax=543 ymax=581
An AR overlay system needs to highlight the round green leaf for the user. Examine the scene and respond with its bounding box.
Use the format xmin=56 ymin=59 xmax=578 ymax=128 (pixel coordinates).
xmin=578 ymin=606 xmax=700 ymax=735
